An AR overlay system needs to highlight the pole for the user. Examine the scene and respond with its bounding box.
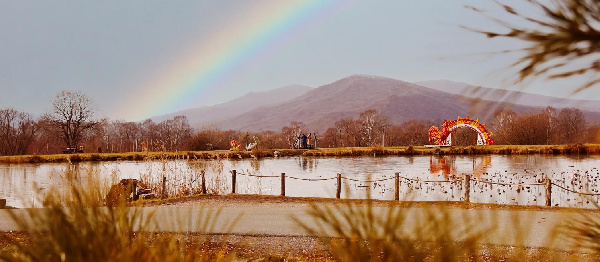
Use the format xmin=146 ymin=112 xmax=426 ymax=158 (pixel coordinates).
xmin=336 ymin=174 xmax=342 ymax=199
xmin=201 ymin=170 xmax=206 ymax=194
xmin=231 ymin=170 xmax=237 ymax=194
xmin=395 ymin=172 xmax=400 ymax=201
xmin=161 ymin=176 xmax=166 ymax=199
xmin=132 ymin=181 xmax=137 ymax=201
xmin=281 ymin=173 xmax=286 ymax=196
xmin=464 ymin=174 xmax=471 ymax=203
xmin=545 ymin=178 xmax=552 ymax=207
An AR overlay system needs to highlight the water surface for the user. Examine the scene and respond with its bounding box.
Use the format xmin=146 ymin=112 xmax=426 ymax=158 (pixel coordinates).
xmin=2 ymin=155 xmax=600 ymax=208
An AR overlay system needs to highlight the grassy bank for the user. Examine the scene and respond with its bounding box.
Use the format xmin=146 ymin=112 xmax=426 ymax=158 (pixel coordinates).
xmin=0 ymin=144 xmax=598 ymax=164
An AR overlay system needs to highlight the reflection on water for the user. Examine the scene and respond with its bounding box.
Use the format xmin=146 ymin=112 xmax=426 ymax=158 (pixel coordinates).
xmin=429 ymin=155 xmax=491 ymax=179
xmin=2 ymin=155 xmax=600 ymax=208
xmin=298 ymin=157 xmax=318 ymax=171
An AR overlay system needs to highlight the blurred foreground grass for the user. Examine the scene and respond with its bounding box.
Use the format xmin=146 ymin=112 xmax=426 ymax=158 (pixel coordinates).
xmin=2 ymin=170 xmax=600 ymax=261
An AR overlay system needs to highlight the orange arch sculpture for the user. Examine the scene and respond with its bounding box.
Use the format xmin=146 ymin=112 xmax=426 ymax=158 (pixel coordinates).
xmin=428 ymin=116 xmax=494 ymax=146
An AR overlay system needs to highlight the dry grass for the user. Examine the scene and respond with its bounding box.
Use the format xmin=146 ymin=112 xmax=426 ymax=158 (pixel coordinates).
xmin=293 ymin=185 xmax=600 ymax=261
xmin=2 ymin=144 xmax=600 ymax=164
xmin=6 ymin=154 xmax=600 ymax=260
xmin=3 ymin=179 xmax=600 ymax=261
xmin=0 ymin=169 xmax=240 ymax=262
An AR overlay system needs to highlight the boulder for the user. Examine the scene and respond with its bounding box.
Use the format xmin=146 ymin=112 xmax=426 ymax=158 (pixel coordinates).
xmin=105 ymin=179 xmax=153 ymax=206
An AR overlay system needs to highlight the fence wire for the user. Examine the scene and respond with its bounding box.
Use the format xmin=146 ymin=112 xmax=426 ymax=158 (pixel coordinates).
xmin=149 ymin=169 xmax=600 ymax=206
xmin=552 ymin=182 xmax=600 ymax=196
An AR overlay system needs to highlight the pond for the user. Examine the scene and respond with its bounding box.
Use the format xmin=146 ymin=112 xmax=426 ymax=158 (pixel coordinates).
xmin=2 ymin=154 xmax=600 ymax=208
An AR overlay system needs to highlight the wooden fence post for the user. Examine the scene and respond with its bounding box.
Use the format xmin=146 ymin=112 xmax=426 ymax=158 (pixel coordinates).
xmin=231 ymin=170 xmax=237 ymax=194
xmin=395 ymin=172 xmax=400 ymax=201
xmin=132 ymin=181 xmax=137 ymax=201
xmin=545 ymin=178 xmax=552 ymax=207
xmin=464 ymin=174 xmax=471 ymax=203
xmin=281 ymin=173 xmax=286 ymax=196
xmin=336 ymin=174 xmax=342 ymax=199
xmin=201 ymin=170 xmax=206 ymax=194
xmin=161 ymin=176 xmax=167 ymax=199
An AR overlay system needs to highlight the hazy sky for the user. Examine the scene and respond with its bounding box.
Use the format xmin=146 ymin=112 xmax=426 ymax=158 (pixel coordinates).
xmin=1 ymin=1 xmax=596 ymax=121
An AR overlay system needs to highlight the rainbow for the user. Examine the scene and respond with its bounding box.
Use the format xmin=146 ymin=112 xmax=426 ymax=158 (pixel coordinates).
xmin=118 ymin=0 xmax=345 ymax=121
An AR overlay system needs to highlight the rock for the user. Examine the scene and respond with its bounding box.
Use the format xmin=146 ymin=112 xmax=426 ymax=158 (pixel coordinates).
xmin=105 ymin=179 xmax=155 ymax=206
xmin=137 ymin=188 xmax=152 ymax=195
xmin=0 ymin=199 xmax=5 ymax=209
xmin=139 ymin=193 xmax=157 ymax=200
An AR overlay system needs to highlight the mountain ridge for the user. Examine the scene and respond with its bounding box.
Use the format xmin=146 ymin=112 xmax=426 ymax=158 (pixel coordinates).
xmin=215 ymin=75 xmax=542 ymax=132
xmin=152 ymin=75 xmax=600 ymax=133
xmin=151 ymin=84 xmax=312 ymax=126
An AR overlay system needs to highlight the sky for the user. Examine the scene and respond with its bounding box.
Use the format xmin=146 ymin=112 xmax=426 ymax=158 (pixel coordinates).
xmin=1 ymin=0 xmax=596 ymax=121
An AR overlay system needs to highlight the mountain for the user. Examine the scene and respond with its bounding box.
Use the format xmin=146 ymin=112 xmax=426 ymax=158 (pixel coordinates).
xmin=152 ymin=84 xmax=312 ymax=127
xmin=416 ymin=80 xmax=600 ymax=113
xmin=153 ymin=75 xmax=600 ymax=133
xmin=215 ymin=75 xmax=544 ymax=132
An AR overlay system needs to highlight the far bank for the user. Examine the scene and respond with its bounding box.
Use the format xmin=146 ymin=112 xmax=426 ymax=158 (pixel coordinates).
xmin=0 ymin=144 xmax=597 ymax=164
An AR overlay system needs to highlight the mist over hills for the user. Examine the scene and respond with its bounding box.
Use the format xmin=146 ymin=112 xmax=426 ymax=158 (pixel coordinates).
xmin=154 ymin=75 xmax=600 ymax=133
xmin=416 ymin=80 xmax=600 ymax=113
xmin=152 ymin=84 xmax=312 ymax=126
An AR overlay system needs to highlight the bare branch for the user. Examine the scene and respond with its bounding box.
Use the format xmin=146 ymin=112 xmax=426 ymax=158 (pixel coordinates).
xmin=468 ymin=0 xmax=600 ymax=92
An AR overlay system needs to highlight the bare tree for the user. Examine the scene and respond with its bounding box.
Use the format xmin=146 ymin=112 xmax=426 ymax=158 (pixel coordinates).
xmin=0 ymin=108 xmax=38 ymax=155
xmin=281 ymin=121 xmax=306 ymax=148
xmin=505 ymin=112 xmax=552 ymax=145
xmin=543 ymin=107 xmax=558 ymax=144
xmin=492 ymin=109 xmax=517 ymax=144
xmin=335 ymin=118 xmax=362 ymax=147
xmin=469 ymin=0 xmax=600 ymax=92
xmin=43 ymin=91 xmax=98 ymax=152
xmin=359 ymin=109 xmax=389 ymax=147
xmin=360 ymin=109 xmax=378 ymax=146
xmin=557 ymin=107 xmax=586 ymax=143
xmin=387 ymin=120 xmax=430 ymax=146
xmin=320 ymin=127 xmax=341 ymax=148
xmin=167 ymin=115 xmax=192 ymax=151
xmin=140 ymin=119 xmax=158 ymax=151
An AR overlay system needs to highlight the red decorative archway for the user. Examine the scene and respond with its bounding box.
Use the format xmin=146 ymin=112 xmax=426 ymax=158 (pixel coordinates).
xmin=428 ymin=116 xmax=494 ymax=146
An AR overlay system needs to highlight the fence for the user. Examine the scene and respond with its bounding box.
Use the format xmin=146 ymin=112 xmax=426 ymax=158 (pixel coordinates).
xmin=156 ymin=169 xmax=600 ymax=207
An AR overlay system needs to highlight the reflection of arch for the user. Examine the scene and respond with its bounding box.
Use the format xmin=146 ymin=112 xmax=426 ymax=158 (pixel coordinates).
xmin=429 ymin=156 xmax=454 ymax=178
xmin=428 ymin=116 xmax=494 ymax=146
xmin=429 ymin=155 xmax=492 ymax=179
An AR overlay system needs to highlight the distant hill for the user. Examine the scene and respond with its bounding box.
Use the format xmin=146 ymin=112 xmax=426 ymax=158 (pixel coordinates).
xmin=216 ymin=75 xmax=544 ymax=132
xmin=151 ymin=84 xmax=312 ymax=127
xmin=416 ymin=80 xmax=600 ymax=113
xmin=153 ymin=75 xmax=600 ymax=133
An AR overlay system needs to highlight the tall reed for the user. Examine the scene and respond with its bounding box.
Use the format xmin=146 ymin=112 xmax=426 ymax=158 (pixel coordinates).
xmin=0 ymin=168 xmax=236 ymax=262
xmin=294 ymin=187 xmax=580 ymax=261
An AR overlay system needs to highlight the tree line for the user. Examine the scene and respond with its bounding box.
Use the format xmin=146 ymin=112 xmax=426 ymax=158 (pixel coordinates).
xmin=194 ymin=107 xmax=595 ymax=150
xmin=492 ymin=107 xmax=589 ymax=145
xmin=1 ymin=90 xmax=598 ymax=156
xmin=0 ymin=91 xmax=193 ymax=155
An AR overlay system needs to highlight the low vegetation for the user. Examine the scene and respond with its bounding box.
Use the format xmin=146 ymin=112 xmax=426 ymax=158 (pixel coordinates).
xmin=0 ymin=144 xmax=598 ymax=164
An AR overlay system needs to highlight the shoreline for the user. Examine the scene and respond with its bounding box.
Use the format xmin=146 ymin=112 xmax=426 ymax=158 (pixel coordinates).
xmin=137 ymin=193 xmax=600 ymax=213
xmin=0 ymin=144 xmax=598 ymax=164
